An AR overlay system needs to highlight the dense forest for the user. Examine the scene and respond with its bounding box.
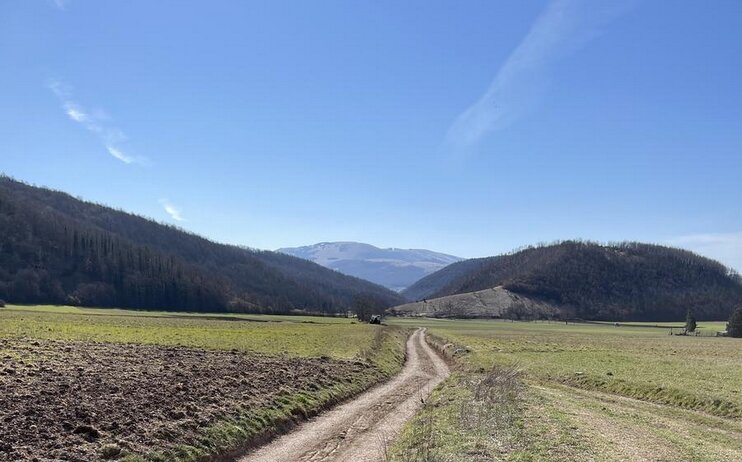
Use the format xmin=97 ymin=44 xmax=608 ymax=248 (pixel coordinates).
xmin=0 ymin=176 xmax=404 ymax=313
xmin=402 ymin=241 xmax=742 ymax=321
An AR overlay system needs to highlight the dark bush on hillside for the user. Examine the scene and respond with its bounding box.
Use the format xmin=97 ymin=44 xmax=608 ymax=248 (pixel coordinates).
xmin=728 ymin=307 xmax=742 ymax=338
xmin=0 ymin=299 xmax=5 ymax=307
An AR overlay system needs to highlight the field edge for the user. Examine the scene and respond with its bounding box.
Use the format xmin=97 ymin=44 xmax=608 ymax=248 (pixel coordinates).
xmin=131 ymin=325 xmax=409 ymax=462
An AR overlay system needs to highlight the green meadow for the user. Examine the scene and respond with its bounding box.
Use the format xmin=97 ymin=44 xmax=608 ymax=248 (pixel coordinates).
xmin=0 ymin=304 xmax=378 ymax=360
xmin=389 ymin=318 xmax=742 ymax=462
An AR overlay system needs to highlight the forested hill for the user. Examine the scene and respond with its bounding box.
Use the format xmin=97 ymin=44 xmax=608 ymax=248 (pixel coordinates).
xmin=0 ymin=176 xmax=404 ymax=313
xmin=401 ymin=241 xmax=742 ymax=321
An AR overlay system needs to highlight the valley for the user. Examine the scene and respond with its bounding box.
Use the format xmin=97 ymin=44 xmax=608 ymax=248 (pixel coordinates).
xmin=2 ymin=178 xmax=741 ymax=462
xmin=4 ymin=1 xmax=741 ymax=460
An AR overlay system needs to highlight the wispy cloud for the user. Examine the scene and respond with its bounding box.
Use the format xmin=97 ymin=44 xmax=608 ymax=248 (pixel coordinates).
xmin=446 ymin=0 xmax=634 ymax=152
xmin=667 ymin=232 xmax=742 ymax=273
xmin=52 ymin=0 xmax=69 ymax=10
xmin=106 ymin=146 xmax=135 ymax=164
xmin=47 ymin=79 xmax=148 ymax=165
xmin=159 ymin=199 xmax=185 ymax=222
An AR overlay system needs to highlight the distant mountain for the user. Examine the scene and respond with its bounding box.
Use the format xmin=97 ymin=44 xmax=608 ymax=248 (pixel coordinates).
xmin=277 ymin=242 xmax=462 ymax=292
xmin=0 ymin=177 xmax=405 ymax=313
xmin=399 ymin=241 xmax=742 ymax=321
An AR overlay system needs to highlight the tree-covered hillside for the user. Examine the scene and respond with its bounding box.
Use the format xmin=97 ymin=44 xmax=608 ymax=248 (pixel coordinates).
xmin=400 ymin=258 xmax=485 ymax=301
xmin=402 ymin=241 xmax=742 ymax=321
xmin=0 ymin=176 xmax=404 ymax=313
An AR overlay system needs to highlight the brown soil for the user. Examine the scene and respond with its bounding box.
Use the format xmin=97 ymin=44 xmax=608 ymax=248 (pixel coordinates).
xmin=0 ymin=338 xmax=375 ymax=461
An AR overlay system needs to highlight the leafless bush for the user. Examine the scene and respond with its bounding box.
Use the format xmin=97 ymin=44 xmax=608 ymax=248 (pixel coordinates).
xmin=459 ymin=365 xmax=524 ymax=450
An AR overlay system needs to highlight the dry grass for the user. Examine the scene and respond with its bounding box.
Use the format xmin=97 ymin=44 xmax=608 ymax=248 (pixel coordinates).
xmin=390 ymin=365 xmax=526 ymax=461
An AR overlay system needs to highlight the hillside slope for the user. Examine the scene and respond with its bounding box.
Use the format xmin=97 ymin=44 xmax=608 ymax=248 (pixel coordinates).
xmin=400 ymin=258 xmax=485 ymax=301
xmin=391 ymin=286 xmax=561 ymax=319
xmin=278 ymin=242 xmax=461 ymax=292
xmin=400 ymin=241 xmax=742 ymax=321
xmin=0 ymin=177 xmax=404 ymax=313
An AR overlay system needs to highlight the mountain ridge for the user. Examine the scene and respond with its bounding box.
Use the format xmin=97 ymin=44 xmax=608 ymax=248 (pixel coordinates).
xmin=278 ymin=242 xmax=462 ymax=292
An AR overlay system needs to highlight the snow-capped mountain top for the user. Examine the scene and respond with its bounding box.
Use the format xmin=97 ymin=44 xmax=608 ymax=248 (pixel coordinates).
xmin=277 ymin=242 xmax=462 ymax=293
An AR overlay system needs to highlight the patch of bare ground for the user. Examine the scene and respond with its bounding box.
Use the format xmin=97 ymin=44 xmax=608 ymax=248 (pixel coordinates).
xmin=531 ymin=384 xmax=742 ymax=461
xmin=0 ymin=338 xmax=380 ymax=461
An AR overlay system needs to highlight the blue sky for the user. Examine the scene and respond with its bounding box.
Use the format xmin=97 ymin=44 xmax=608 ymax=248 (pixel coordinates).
xmin=1 ymin=0 xmax=741 ymax=270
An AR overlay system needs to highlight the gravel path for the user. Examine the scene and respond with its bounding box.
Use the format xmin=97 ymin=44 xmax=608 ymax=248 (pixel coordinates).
xmin=238 ymin=328 xmax=449 ymax=462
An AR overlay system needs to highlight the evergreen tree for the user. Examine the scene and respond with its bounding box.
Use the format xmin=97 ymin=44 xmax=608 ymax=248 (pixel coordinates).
xmin=728 ymin=307 xmax=742 ymax=338
xmin=685 ymin=309 xmax=697 ymax=333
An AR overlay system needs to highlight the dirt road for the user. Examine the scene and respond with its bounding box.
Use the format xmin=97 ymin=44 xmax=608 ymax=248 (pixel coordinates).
xmin=238 ymin=328 xmax=449 ymax=462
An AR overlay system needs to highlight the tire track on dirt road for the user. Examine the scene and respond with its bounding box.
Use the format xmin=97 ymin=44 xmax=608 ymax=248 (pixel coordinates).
xmin=237 ymin=328 xmax=449 ymax=462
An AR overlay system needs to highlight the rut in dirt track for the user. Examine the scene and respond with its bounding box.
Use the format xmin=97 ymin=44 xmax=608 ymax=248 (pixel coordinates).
xmin=237 ymin=328 xmax=449 ymax=462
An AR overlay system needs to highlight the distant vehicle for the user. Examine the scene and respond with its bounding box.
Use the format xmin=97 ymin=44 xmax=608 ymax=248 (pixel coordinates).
xmin=369 ymin=315 xmax=382 ymax=324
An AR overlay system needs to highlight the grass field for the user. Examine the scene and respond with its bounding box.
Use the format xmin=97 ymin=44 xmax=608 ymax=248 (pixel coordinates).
xmin=0 ymin=305 xmax=407 ymax=462
xmin=4 ymin=304 xmax=357 ymax=324
xmin=0 ymin=305 xmax=378 ymax=359
xmin=389 ymin=318 xmax=742 ymax=462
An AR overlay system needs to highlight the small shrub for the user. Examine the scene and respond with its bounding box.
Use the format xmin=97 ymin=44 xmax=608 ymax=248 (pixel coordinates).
xmin=727 ymin=307 xmax=742 ymax=338
xmin=0 ymin=299 xmax=5 ymax=307
xmin=100 ymin=443 xmax=122 ymax=459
